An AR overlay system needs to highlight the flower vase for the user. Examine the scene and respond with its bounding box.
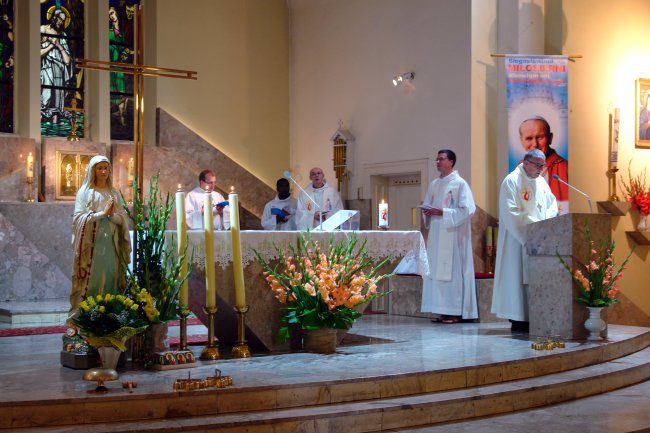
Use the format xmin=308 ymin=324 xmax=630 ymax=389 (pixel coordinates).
xmin=638 ymin=214 xmax=648 ymax=232
xmin=302 ymin=328 xmax=338 ymax=354
xmin=145 ymin=322 xmax=170 ymax=355
xmin=97 ymin=346 xmax=122 ymax=370
xmin=584 ymin=307 xmax=606 ymax=341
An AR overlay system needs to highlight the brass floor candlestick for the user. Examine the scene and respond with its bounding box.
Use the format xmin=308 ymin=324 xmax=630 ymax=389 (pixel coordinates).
xmin=200 ymin=306 xmax=220 ymax=360
xmin=232 ymin=305 xmax=251 ymax=358
xmin=26 ymin=177 xmax=34 ymax=202
xmin=179 ymin=310 xmax=189 ymax=351
xmin=609 ymin=166 xmax=619 ymax=201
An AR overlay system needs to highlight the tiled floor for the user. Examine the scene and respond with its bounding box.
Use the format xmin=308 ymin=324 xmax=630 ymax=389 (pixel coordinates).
xmin=0 ymin=313 xmax=648 ymax=432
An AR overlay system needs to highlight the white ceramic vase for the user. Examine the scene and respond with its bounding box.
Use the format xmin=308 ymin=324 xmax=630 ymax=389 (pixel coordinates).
xmin=638 ymin=214 xmax=648 ymax=232
xmin=97 ymin=346 xmax=122 ymax=369
xmin=584 ymin=306 xmax=606 ymax=341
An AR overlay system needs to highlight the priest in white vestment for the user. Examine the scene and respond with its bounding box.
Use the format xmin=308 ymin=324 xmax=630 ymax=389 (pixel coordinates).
xmin=420 ymin=150 xmax=478 ymax=323
xmin=295 ymin=167 xmax=343 ymax=230
xmin=262 ymin=178 xmax=298 ymax=230
xmin=491 ymin=149 xmax=558 ymax=331
xmin=185 ymin=169 xmax=230 ymax=230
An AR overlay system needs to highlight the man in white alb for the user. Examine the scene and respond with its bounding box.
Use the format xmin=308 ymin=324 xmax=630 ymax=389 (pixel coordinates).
xmin=262 ymin=178 xmax=298 ymax=230
xmin=420 ymin=149 xmax=478 ymax=324
xmin=294 ymin=167 xmax=343 ymax=230
xmin=491 ymin=148 xmax=558 ymax=332
xmin=184 ymin=169 xmax=230 ymax=230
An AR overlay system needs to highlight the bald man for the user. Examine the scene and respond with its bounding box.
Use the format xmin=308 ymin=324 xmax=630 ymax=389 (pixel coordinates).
xmin=294 ymin=167 xmax=343 ymax=230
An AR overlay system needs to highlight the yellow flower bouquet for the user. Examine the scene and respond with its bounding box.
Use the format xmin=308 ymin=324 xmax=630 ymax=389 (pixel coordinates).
xmin=72 ymin=293 xmax=149 ymax=351
xmin=255 ymin=233 xmax=392 ymax=343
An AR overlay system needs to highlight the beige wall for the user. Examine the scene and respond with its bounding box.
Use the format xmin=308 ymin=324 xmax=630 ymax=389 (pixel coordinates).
xmin=152 ymin=0 xmax=290 ymax=188
xmin=289 ymin=0 xmax=472 ymax=196
xmin=560 ymin=0 xmax=650 ymax=317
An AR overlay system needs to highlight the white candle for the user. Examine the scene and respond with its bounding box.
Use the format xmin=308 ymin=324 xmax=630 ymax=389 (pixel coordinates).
xmin=127 ymin=157 xmax=134 ymax=185
xmin=378 ymin=199 xmax=389 ymax=228
xmin=26 ymin=152 xmax=34 ymax=178
xmin=611 ymin=108 xmax=620 ymax=165
xmin=175 ymin=184 xmax=188 ymax=308
xmin=229 ymin=187 xmax=246 ymax=309
xmin=486 ymin=226 xmax=493 ymax=247
xmin=204 ymin=189 xmax=216 ymax=309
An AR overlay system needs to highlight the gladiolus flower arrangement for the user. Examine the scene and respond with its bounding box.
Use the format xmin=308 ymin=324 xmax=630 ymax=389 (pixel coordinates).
xmin=621 ymin=161 xmax=650 ymax=215
xmin=255 ymin=233 xmax=392 ymax=343
xmin=556 ymin=222 xmax=633 ymax=307
xmin=72 ymin=293 xmax=149 ymax=351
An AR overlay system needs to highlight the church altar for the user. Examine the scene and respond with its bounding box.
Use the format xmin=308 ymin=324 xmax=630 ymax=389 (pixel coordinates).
xmin=163 ymin=230 xmax=429 ymax=352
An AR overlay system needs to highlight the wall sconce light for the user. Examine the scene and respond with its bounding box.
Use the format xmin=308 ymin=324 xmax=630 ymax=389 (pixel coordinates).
xmin=392 ymin=72 xmax=414 ymax=86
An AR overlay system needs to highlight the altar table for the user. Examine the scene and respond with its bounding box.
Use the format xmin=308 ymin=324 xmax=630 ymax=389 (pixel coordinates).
xmin=164 ymin=230 xmax=429 ymax=352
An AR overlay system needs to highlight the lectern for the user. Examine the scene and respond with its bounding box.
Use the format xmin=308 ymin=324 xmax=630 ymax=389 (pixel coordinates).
xmin=526 ymin=213 xmax=612 ymax=339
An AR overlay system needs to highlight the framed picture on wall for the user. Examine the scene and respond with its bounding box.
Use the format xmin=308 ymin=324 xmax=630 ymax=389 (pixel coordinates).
xmin=635 ymin=78 xmax=650 ymax=148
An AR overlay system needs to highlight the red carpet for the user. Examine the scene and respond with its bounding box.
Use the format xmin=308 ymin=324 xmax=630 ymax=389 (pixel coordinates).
xmin=0 ymin=318 xmax=204 ymax=338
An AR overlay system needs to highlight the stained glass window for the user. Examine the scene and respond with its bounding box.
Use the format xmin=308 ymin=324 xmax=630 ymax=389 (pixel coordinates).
xmin=109 ymin=0 xmax=138 ymax=141
xmin=40 ymin=0 xmax=84 ymax=137
xmin=0 ymin=0 xmax=14 ymax=133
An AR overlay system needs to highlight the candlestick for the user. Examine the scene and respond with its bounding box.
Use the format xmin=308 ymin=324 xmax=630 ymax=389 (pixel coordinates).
xmin=200 ymin=306 xmax=220 ymax=360
xmin=175 ymin=185 xmax=188 ymax=308
xmin=229 ymin=187 xmax=246 ymax=309
xmin=26 ymin=152 xmax=34 ymax=179
xmin=608 ymin=167 xmax=620 ymax=201
xmin=204 ymin=189 xmax=216 ymax=309
xmin=378 ymin=199 xmax=389 ymax=228
xmin=231 ymin=305 xmax=251 ymax=358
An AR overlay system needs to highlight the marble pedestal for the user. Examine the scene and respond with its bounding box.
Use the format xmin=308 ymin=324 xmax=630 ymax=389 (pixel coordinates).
xmin=526 ymin=213 xmax=611 ymax=340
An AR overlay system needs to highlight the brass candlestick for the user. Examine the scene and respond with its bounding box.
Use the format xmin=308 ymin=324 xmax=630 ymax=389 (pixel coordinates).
xmin=231 ymin=305 xmax=251 ymax=358
xmin=178 ymin=308 xmax=189 ymax=351
xmin=609 ymin=166 xmax=620 ymax=201
xmin=485 ymin=245 xmax=495 ymax=274
xmin=26 ymin=177 xmax=34 ymax=203
xmin=200 ymin=306 xmax=220 ymax=360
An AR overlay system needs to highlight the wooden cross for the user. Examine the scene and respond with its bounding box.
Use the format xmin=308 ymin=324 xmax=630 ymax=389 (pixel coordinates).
xmin=76 ymin=4 xmax=197 ymax=200
xmin=64 ymin=98 xmax=84 ymax=142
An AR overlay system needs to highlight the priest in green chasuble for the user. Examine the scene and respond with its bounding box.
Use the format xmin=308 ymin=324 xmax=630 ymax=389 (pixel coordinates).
xmin=420 ymin=149 xmax=478 ymax=324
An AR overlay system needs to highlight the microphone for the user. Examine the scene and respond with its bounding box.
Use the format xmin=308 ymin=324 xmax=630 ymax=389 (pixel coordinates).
xmin=283 ymin=169 xmax=323 ymax=229
xmin=552 ymin=174 xmax=592 ymax=213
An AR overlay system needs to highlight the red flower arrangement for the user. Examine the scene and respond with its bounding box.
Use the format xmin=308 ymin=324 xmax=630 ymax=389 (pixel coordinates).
xmin=621 ymin=162 xmax=650 ymax=215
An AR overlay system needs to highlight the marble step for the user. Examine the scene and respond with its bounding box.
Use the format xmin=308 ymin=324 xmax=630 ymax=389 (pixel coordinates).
xmin=4 ymin=331 xmax=649 ymax=431
xmin=0 ymin=299 xmax=68 ymax=325
xmin=11 ymin=347 xmax=650 ymax=433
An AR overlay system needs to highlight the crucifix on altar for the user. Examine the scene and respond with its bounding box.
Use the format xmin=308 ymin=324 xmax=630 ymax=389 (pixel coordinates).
xmin=64 ymin=98 xmax=83 ymax=142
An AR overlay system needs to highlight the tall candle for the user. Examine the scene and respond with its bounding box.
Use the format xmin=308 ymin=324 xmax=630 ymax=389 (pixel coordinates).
xmin=378 ymin=199 xmax=389 ymax=228
xmin=204 ymin=189 xmax=216 ymax=309
xmin=175 ymin=184 xmax=188 ymax=308
xmin=493 ymin=227 xmax=499 ymax=245
xmin=229 ymin=187 xmax=246 ymax=309
xmin=611 ymin=108 xmax=620 ymax=166
xmin=127 ymin=157 xmax=134 ymax=185
xmin=26 ymin=152 xmax=34 ymax=178
xmin=486 ymin=226 xmax=493 ymax=247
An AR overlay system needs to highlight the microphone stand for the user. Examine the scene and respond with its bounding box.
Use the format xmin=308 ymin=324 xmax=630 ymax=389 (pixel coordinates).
xmin=284 ymin=171 xmax=323 ymax=230
xmin=552 ymin=175 xmax=592 ymax=213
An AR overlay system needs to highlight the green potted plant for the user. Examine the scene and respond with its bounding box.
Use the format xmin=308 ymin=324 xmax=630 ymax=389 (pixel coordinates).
xmin=120 ymin=172 xmax=191 ymax=355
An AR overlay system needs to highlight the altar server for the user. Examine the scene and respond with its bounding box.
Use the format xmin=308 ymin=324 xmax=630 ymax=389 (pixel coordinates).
xmin=420 ymin=149 xmax=478 ymax=324
xmin=294 ymin=167 xmax=343 ymax=230
xmin=185 ymin=169 xmax=230 ymax=230
xmin=492 ymin=149 xmax=558 ymax=332
xmin=262 ymin=178 xmax=298 ymax=230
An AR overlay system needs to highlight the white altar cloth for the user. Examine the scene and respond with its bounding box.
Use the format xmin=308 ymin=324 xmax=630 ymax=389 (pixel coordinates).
xmin=164 ymin=230 xmax=429 ymax=277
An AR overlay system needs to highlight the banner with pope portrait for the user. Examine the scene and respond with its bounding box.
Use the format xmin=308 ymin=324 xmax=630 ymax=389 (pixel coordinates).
xmin=506 ymin=55 xmax=569 ymax=214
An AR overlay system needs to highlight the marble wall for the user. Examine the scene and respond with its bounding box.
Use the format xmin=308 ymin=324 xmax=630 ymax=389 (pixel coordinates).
xmin=0 ymin=203 xmax=72 ymax=301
